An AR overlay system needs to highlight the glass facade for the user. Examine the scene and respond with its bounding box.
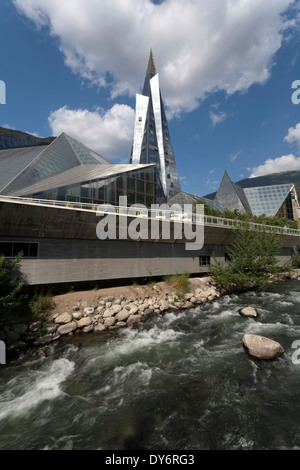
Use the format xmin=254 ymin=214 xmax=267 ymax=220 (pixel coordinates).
xmin=130 ymin=51 xmax=181 ymax=200
xmin=27 ymin=166 xmax=165 ymax=208
xmin=244 ymin=184 xmax=293 ymax=217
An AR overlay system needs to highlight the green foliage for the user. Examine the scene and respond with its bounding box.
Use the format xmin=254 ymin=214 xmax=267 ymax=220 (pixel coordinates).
xmin=28 ymin=291 xmax=54 ymax=319
xmin=164 ymin=272 xmax=190 ymax=297
xmin=0 ymin=253 xmax=26 ymax=316
xmin=209 ymin=222 xmax=283 ymax=290
xmin=291 ymin=245 xmax=300 ymax=268
xmin=194 ymin=201 xmax=298 ymax=229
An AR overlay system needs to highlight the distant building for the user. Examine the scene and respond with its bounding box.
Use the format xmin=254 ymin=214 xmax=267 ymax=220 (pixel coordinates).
xmin=130 ymin=50 xmax=181 ymax=200
xmin=213 ymin=170 xmax=299 ymax=220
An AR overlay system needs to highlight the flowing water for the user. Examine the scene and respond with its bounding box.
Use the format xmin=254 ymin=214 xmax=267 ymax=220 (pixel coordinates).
xmin=2 ymin=280 xmax=300 ymax=450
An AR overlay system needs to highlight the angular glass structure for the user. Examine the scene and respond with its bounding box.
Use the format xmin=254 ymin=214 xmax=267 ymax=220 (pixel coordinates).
xmin=1 ymin=131 xmax=165 ymax=207
xmin=244 ymin=184 xmax=297 ymax=219
xmin=130 ymin=51 xmax=181 ymax=200
xmin=214 ymin=171 xmax=251 ymax=214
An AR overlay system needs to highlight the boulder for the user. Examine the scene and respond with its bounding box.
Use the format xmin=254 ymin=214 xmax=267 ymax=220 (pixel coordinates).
xmin=242 ymin=334 xmax=284 ymax=360
xmin=72 ymin=311 xmax=83 ymax=320
xmin=77 ymin=317 xmax=92 ymax=328
xmin=239 ymin=307 xmax=258 ymax=318
xmin=127 ymin=314 xmax=143 ymax=326
xmin=116 ymin=309 xmax=131 ymax=322
xmin=94 ymin=323 xmax=106 ymax=332
xmin=55 ymin=312 xmax=73 ymax=324
xmin=57 ymin=321 xmax=77 ymax=336
xmin=104 ymin=316 xmax=116 ymax=327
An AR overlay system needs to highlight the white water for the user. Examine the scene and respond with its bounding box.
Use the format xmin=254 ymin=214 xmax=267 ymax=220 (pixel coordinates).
xmin=2 ymin=280 xmax=300 ymax=450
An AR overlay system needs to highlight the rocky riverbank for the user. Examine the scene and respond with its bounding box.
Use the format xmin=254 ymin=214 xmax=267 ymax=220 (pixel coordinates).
xmin=2 ymin=270 xmax=299 ymax=354
xmin=2 ymin=276 xmax=222 ymax=353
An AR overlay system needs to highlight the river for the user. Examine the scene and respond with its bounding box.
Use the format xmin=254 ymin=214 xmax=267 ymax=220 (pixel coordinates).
xmin=1 ymin=279 xmax=300 ymax=450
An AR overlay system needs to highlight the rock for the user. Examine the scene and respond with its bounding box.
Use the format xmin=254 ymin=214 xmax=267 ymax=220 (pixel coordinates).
xmin=29 ymin=320 xmax=43 ymax=332
xmin=57 ymin=321 xmax=77 ymax=336
xmin=72 ymin=311 xmax=83 ymax=320
xmin=77 ymin=317 xmax=92 ymax=328
xmin=83 ymin=324 xmax=94 ymax=333
xmin=116 ymin=309 xmax=131 ymax=322
xmin=111 ymin=304 xmax=122 ymax=314
xmin=104 ymin=316 xmax=116 ymax=327
xmin=6 ymin=330 xmax=20 ymax=343
xmin=242 ymin=334 xmax=284 ymax=360
xmin=239 ymin=307 xmax=258 ymax=318
xmin=33 ymin=334 xmax=53 ymax=346
xmin=72 ymin=306 xmax=80 ymax=312
xmin=127 ymin=314 xmax=143 ymax=326
xmin=11 ymin=323 xmax=28 ymax=335
xmin=55 ymin=312 xmax=73 ymax=324
xmin=94 ymin=323 xmax=106 ymax=332
xmin=83 ymin=307 xmax=94 ymax=315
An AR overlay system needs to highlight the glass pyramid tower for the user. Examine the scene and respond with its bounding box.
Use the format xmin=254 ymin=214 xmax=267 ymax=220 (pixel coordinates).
xmin=130 ymin=50 xmax=181 ymax=200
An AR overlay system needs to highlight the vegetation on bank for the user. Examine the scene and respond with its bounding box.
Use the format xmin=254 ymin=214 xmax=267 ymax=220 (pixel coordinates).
xmin=164 ymin=272 xmax=190 ymax=298
xmin=209 ymin=222 xmax=290 ymax=291
xmin=0 ymin=254 xmax=53 ymax=323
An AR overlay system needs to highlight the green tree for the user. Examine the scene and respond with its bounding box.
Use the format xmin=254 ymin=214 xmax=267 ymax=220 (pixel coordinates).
xmin=209 ymin=222 xmax=283 ymax=290
xmin=0 ymin=253 xmax=25 ymax=316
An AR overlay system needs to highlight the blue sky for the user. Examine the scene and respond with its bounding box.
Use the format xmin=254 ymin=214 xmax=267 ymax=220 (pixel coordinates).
xmin=1 ymin=0 xmax=300 ymax=197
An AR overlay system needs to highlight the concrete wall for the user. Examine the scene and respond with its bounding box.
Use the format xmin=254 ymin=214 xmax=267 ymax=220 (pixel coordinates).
xmin=0 ymin=200 xmax=297 ymax=286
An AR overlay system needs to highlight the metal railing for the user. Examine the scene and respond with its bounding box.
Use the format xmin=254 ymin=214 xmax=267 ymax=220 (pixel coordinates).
xmin=1 ymin=194 xmax=300 ymax=236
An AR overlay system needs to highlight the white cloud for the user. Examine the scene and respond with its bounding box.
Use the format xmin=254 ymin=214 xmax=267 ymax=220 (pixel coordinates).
xmin=13 ymin=0 xmax=296 ymax=117
xmin=48 ymin=104 xmax=135 ymax=161
xmin=210 ymin=110 xmax=227 ymax=127
xmin=249 ymin=154 xmax=300 ymax=177
xmin=284 ymin=122 xmax=300 ymax=146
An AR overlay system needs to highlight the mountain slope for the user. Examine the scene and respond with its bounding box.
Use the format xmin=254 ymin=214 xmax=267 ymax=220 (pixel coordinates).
xmin=0 ymin=127 xmax=55 ymax=150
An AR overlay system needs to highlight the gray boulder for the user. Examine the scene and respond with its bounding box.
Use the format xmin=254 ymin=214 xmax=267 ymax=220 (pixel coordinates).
xmin=242 ymin=334 xmax=284 ymax=360
xmin=239 ymin=307 xmax=258 ymax=318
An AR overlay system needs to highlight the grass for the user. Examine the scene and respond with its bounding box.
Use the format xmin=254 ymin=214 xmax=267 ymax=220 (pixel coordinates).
xmin=28 ymin=292 xmax=54 ymax=320
xmin=164 ymin=272 xmax=190 ymax=298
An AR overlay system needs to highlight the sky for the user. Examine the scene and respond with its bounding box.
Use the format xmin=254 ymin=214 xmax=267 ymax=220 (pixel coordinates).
xmin=1 ymin=0 xmax=300 ymax=197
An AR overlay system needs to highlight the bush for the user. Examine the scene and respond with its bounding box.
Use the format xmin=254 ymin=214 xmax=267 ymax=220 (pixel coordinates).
xmin=0 ymin=253 xmax=26 ymax=317
xmin=28 ymin=292 xmax=54 ymax=319
xmin=209 ymin=222 xmax=283 ymax=290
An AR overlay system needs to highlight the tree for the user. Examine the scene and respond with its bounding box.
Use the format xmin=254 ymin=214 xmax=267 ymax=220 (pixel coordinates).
xmin=0 ymin=253 xmax=25 ymax=316
xmin=209 ymin=222 xmax=284 ymax=290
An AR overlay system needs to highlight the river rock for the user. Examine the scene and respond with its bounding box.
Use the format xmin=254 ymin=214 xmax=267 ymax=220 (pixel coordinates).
xmin=72 ymin=311 xmax=83 ymax=320
xmin=116 ymin=309 xmax=131 ymax=322
xmin=242 ymin=334 xmax=284 ymax=360
xmin=239 ymin=307 xmax=258 ymax=318
xmin=94 ymin=323 xmax=106 ymax=332
xmin=83 ymin=307 xmax=94 ymax=315
xmin=77 ymin=317 xmax=92 ymax=328
xmin=127 ymin=314 xmax=143 ymax=326
xmin=11 ymin=323 xmax=28 ymax=335
xmin=104 ymin=316 xmax=116 ymax=327
xmin=57 ymin=321 xmax=77 ymax=336
xmin=55 ymin=312 xmax=73 ymax=324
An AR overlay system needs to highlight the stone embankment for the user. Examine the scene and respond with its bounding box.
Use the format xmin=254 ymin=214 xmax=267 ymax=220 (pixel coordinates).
xmin=2 ymin=277 xmax=222 ymax=352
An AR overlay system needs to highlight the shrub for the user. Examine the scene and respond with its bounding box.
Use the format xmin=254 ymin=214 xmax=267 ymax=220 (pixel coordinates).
xmin=209 ymin=222 xmax=283 ymax=290
xmin=0 ymin=253 xmax=26 ymax=317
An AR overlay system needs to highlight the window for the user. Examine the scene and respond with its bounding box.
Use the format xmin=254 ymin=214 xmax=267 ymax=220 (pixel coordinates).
xmin=225 ymin=253 xmax=231 ymax=262
xmin=0 ymin=242 xmax=39 ymax=258
xmin=199 ymin=255 xmax=211 ymax=266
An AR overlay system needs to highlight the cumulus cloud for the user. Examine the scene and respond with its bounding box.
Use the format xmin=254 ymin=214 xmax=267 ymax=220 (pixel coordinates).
xmin=13 ymin=0 xmax=296 ymax=117
xmin=48 ymin=104 xmax=135 ymax=161
xmin=249 ymin=154 xmax=300 ymax=177
xmin=284 ymin=122 xmax=300 ymax=147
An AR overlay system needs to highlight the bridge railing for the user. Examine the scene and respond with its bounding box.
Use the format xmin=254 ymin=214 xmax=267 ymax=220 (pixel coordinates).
xmin=0 ymin=195 xmax=300 ymax=236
